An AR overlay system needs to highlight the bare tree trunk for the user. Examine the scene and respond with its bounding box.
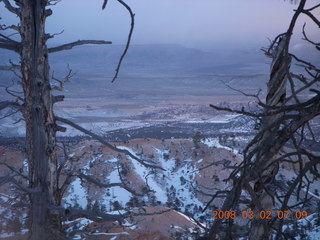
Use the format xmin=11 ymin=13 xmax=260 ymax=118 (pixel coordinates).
xmin=19 ymin=1 xmax=58 ymax=239
xmin=248 ymin=35 xmax=290 ymax=240
xmin=1 ymin=0 xmax=134 ymax=238
xmin=249 ymin=0 xmax=307 ymax=238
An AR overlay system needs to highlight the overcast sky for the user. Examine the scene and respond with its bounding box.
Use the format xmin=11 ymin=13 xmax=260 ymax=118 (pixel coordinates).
xmin=1 ymin=0 xmax=319 ymax=49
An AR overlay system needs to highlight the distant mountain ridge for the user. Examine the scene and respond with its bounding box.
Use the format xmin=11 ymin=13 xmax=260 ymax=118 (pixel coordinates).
xmin=1 ymin=43 xmax=317 ymax=75
xmin=48 ymin=44 xmax=268 ymax=74
xmin=1 ymin=43 xmax=317 ymax=100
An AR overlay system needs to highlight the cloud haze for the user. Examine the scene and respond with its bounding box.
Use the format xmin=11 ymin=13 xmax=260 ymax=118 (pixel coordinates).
xmin=1 ymin=0 xmax=319 ymax=49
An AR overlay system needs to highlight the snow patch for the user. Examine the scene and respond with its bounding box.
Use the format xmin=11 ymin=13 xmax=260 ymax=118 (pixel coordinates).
xmin=91 ymin=232 xmax=129 ymax=236
xmin=65 ymin=178 xmax=87 ymax=208
xmin=108 ymin=158 xmax=118 ymax=163
xmin=119 ymin=146 xmax=168 ymax=203
xmin=153 ymin=148 xmax=204 ymax=216
xmin=186 ymin=114 xmax=240 ymax=124
xmin=202 ymin=138 xmax=238 ymax=155
xmin=103 ymin=168 xmax=132 ymax=207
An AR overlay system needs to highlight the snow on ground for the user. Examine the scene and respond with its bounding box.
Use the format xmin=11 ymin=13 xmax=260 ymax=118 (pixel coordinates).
xmin=102 ymin=168 xmax=132 ymax=207
xmin=175 ymin=210 xmax=206 ymax=230
xmin=0 ymin=194 xmax=13 ymax=221
xmin=57 ymin=120 xmax=151 ymax=137
xmin=0 ymin=232 xmax=14 ymax=238
xmin=63 ymin=141 xmax=228 ymax=214
xmin=185 ymin=114 xmax=240 ymax=124
xmin=64 ymin=178 xmax=87 ymax=208
xmin=298 ymin=214 xmax=320 ymax=239
xmin=302 ymin=188 xmax=320 ymax=200
xmin=153 ymin=148 xmax=204 ymax=216
xmin=0 ymin=193 xmax=12 ymax=202
xmin=0 ymin=229 xmax=28 ymax=238
xmin=107 ymin=210 xmax=127 ymax=215
xmin=117 ymin=146 xmax=139 ymax=158
xmin=117 ymin=146 xmax=168 ymax=204
xmin=282 ymin=213 xmax=320 ymax=239
xmin=64 ymin=218 xmax=93 ymax=232
xmin=115 ymin=145 xmax=205 ymax=210
xmin=91 ymin=232 xmax=129 ymax=236
xmin=108 ymin=158 xmax=118 ymax=163
xmin=0 ymin=229 xmax=29 ymax=239
xmin=165 ymin=158 xmax=204 ymax=213
xmin=81 ymin=154 xmax=103 ymax=173
xmin=202 ymin=138 xmax=239 ymax=155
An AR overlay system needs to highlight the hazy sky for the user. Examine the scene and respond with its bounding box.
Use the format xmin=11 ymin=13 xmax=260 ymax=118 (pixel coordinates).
xmin=1 ymin=0 xmax=319 ymax=49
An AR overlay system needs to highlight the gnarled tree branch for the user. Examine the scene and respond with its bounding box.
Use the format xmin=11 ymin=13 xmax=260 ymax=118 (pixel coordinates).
xmin=56 ymin=116 xmax=165 ymax=171
xmin=48 ymin=40 xmax=111 ymax=53
xmin=0 ymin=0 xmax=19 ymax=15
xmin=77 ymin=171 xmax=145 ymax=196
xmin=0 ymin=100 xmax=22 ymax=111
xmin=109 ymin=0 xmax=135 ymax=83
xmin=0 ymin=39 xmax=20 ymax=52
xmin=0 ymin=65 xmax=20 ymax=71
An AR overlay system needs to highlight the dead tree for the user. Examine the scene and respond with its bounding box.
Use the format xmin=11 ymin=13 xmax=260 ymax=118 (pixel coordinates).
xmin=0 ymin=0 xmax=163 ymax=239
xmin=206 ymin=0 xmax=320 ymax=239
